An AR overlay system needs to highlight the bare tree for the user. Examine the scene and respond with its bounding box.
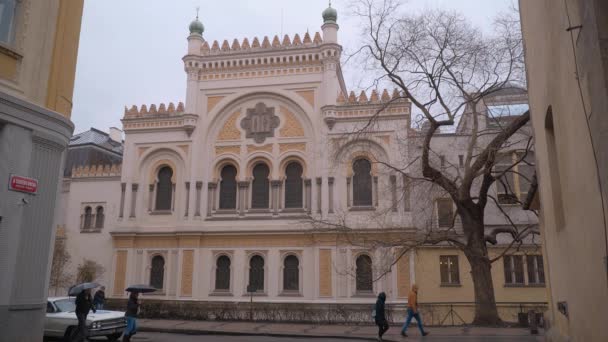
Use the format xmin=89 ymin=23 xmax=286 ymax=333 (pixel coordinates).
xmin=311 ymin=1 xmax=538 ymax=325
xmin=49 ymin=235 xmax=73 ymax=296
xmin=76 ymin=259 xmax=105 ymax=284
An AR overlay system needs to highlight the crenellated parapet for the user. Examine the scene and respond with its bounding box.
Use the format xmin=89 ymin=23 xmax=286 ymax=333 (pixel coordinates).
xmin=198 ymin=32 xmax=323 ymax=56
xmin=123 ymin=102 xmax=185 ymax=119
xmin=122 ymin=102 xmax=197 ymax=136
xmin=183 ymin=31 xmax=340 ymax=82
xmin=322 ymin=89 xmax=411 ymax=129
xmin=72 ymin=164 xmax=122 ymax=179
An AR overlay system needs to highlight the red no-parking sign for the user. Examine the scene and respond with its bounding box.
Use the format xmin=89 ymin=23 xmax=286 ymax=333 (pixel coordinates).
xmin=8 ymin=174 xmax=38 ymax=194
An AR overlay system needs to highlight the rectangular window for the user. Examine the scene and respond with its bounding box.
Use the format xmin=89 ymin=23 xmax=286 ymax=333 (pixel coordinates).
xmin=503 ymin=255 xmax=524 ymax=285
xmin=458 ymin=155 xmax=464 ymax=167
xmin=526 ymin=255 xmax=545 ymax=285
xmin=437 ymin=198 xmax=454 ymax=228
xmin=440 ymin=155 xmax=445 ymax=168
xmin=440 ymin=255 xmax=460 ymax=285
xmin=494 ymin=151 xmax=535 ymax=204
xmin=0 ymin=0 xmax=17 ymax=44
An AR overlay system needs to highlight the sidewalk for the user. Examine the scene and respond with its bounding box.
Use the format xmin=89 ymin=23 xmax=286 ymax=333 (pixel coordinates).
xmin=137 ymin=319 xmax=543 ymax=340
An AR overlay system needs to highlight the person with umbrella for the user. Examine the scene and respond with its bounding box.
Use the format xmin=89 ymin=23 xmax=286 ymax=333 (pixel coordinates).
xmin=123 ymin=284 xmax=155 ymax=342
xmin=71 ymin=283 xmax=98 ymax=341
xmin=93 ymin=286 xmax=106 ymax=310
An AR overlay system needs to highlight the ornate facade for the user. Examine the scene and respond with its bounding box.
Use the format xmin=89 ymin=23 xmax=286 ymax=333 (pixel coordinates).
xmin=55 ymin=5 xmax=546 ymax=324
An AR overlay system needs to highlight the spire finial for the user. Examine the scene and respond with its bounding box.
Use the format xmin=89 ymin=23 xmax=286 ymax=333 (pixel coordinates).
xmin=329 ymin=1 xmax=332 ymax=7
xmin=196 ymin=6 xmax=200 ymax=19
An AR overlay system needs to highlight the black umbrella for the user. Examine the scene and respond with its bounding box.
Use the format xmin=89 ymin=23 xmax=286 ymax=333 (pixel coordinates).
xmin=68 ymin=282 xmax=100 ymax=296
xmin=125 ymin=284 xmax=157 ymax=293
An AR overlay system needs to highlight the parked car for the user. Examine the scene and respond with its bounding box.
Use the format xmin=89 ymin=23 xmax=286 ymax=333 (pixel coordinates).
xmin=45 ymin=297 xmax=126 ymax=341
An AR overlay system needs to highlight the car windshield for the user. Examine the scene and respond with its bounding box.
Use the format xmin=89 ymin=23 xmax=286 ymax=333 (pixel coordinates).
xmin=53 ymin=298 xmax=76 ymax=312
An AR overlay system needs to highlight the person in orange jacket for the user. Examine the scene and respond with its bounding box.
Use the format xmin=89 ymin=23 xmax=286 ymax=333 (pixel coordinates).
xmin=401 ymin=284 xmax=429 ymax=337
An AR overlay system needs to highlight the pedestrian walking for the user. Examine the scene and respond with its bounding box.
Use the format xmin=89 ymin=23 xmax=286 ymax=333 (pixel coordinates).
xmin=93 ymin=286 xmax=106 ymax=310
xmin=123 ymin=292 xmax=140 ymax=342
xmin=374 ymin=292 xmax=389 ymax=342
xmin=74 ymin=288 xmax=96 ymax=341
xmin=401 ymin=284 xmax=429 ymax=337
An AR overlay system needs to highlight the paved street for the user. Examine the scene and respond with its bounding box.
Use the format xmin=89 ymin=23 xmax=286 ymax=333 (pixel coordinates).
xmin=114 ymin=332 xmax=545 ymax=341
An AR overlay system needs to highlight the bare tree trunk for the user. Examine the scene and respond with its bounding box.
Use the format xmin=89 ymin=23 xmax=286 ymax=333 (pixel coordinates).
xmin=461 ymin=210 xmax=502 ymax=325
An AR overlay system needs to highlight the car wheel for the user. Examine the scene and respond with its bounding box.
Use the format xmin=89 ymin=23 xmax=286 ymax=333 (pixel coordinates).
xmin=63 ymin=327 xmax=75 ymax=342
xmin=106 ymin=333 xmax=122 ymax=341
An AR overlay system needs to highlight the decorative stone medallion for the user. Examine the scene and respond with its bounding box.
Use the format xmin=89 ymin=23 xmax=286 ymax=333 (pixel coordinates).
xmin=241 ymin=102 xmax=280 ymax=143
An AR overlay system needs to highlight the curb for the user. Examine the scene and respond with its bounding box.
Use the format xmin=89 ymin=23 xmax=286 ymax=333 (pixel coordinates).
xmin=138 ymin=326 xmax=374 ymax=340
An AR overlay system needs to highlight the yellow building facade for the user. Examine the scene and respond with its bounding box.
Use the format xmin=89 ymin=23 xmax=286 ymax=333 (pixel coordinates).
xmin=0 ymin=1 xmax=84 ymax=341
xmin=520 ymin=0 xmax=608 ymax=341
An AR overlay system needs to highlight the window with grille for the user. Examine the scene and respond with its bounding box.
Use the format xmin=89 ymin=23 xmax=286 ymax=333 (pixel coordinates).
xmin=283 ymin=255 xmax=300 ymax=291
xmin=526 ymin=255 xmax=545 ymax=285
xmin=150 ymin=255 xmax=165 ymax=289
xmin=219 ymin=165 xmax=237 ymax=209
xmin=356 ymin=255 xmax=373 ymax=292
xmin=251 ymin=164 xmax=270 ymax=209
xmin=94 ymin=206 xmax=104 ymax=228
xmin=440 ymin=255 xmax=460 ymax=285
xmin=83 ymin=206 xmax=92 ymax=229
xmin=437 ymin=198 xmax=454 ymax=228
xmin=494 ymin=152 xmax=535 ymax=205
xmin=215 ymin=255 xmax=231 ymax=291
xmin=353 ymin=159 xmax=372 ymax=206
xmin=248 ymin=255 xmax=265 ymax=292
xmin=503 ymin=255 xmax=524 ymax=285
xmin=284 ymin=162 xmax=303 ymax=208
xmin=155 ymin=166 xmax=173 ymax=210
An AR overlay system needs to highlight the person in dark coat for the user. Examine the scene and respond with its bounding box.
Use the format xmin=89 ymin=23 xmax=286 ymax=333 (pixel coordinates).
xmin=374 ymin=292 xmax=389 ymax=342
xmin=123 ymin=292 xmax=140 ymax=342
xmin=93 ymin=286 xmax=106 ymax=310
xmin=74 ymin=288 xmax=96 ymax=341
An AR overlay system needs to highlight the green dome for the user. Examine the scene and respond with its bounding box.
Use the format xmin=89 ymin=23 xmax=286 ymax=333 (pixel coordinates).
xmin=322 ymin=4 xmax=337 ymax=24
xmin=189 ymin=18 xmax=204 ymax=35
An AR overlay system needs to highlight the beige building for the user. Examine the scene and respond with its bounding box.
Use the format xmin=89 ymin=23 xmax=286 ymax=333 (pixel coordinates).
xmin=0 ymin=1 xmax=84 ymax=341
xmin=520 ymin=0 xmax=608 ymax=341
xmin=55 ymin=5 xmax=546 ymax=325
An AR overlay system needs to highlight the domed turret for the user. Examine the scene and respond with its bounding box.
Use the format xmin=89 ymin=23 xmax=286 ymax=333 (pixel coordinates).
xmin=189 ymin=16 xmax=204 ymax=36
xmin=322 ymin=2 xmax=337 ymax=24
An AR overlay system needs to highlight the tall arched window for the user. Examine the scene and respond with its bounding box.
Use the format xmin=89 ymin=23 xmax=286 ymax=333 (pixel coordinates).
xmin=353 ymin=159 xmax=373 ymax=206
xmin=356 ymin=254 xmax=373 ymax=292
xmin=155 ymin=166 xmax=173 ymax=211
xmin=283 ymin=255 xmax=299 ymax=291
xmin=215 ymin=255 xmax=231 ymax=291
xmin=284 ymin=162 xmax=303 ymax=208
xmin=150 ymin=255 xmax=165 ymax=289
xmin=248 ymin=255 xmax=265 ymax=292
xmin=251 ymin=163 xmax=270 ymax=209
xmin=83 ymin=206 xmax=92 ymax=229
xmin=94 ymin=206 xmax=104 ymax=229
xmin=219 ymin=165 xmax=237 ymax=209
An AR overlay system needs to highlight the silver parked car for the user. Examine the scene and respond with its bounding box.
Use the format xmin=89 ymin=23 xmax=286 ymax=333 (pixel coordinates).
xmin=45 ymin=297 xmax=126 ymax=341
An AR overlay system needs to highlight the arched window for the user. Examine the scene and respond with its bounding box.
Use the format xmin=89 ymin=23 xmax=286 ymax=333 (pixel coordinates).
xmin=248 ymin=255 xmax=265 ymax=292
xmin=215 ymin=255 xmax=231 ymax=291
xmin=251 ymin=163 xmax=270 ymax=209
xmin=353 ymin=159 xmax=373 ymax=206
xmin=356 ymin=254 xmax=373 ymax=292
xmin=150 ymin=255 xmax=165 ymax=289
xmin=219 ymin=165 xmax=237 ymax=209
xmin=284 ymin=162 xmax=303 ymax=208
xmin=94 ymin=206 xmax=104 ymax=229
xmin=83 ymin=206 xmax=92 ymax=229
xmin=283 ymin=255 xmax=299 ymax=291
xmin=155 ymin=166 xmax=173 ymax=211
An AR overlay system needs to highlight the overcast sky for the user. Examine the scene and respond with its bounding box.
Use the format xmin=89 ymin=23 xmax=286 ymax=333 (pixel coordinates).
xmin=71 ymin=0 xmax=514 ymax=134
